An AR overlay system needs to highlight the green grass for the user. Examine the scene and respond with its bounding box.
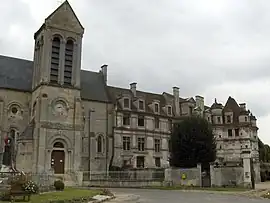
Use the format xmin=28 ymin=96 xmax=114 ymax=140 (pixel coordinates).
xmin=144 ymin=185 xmax=250 ymax=192
xmin=0 ymin=188 xmax=102 ymax=203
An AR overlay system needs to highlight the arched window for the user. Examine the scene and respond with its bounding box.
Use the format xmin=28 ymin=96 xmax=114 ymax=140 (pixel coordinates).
xmin=9 ymin=128 xmax=19 ymax=145
xmin=64 ymin=39 xmax=74 ymax=85
xmin=50 ymin=37 xmax=61 ymax=83
xmin=53 ymin=142 xmax=64 ymax=148
xmin=10 ymin=129 xmax=16 ymax=139
xmin=97 ymin=135 xmax=103 ymax=153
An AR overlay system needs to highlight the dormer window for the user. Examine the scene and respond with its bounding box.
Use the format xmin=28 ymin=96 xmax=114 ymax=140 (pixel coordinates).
xmin=227 ymin=115 xmax=231 ymax=123
xmin=167 ymin=106 xmax=172 ymax=115
xmin=123 ymin=98 xmax=130 ymax=108
xmin=154 ymin=103 xmax=159 ymax=113
xmin=139 ymin=100 xmax=144 ymax=110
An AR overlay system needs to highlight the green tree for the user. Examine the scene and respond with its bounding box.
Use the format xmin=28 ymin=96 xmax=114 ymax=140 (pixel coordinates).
xmin=170 ymin=116 xmax=216 ymax=168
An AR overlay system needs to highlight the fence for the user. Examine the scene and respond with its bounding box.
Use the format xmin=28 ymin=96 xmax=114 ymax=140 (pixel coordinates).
xmin=83 ymin=169 xmax=165 ymax=181
xmin=82 ymin=169 xmax=165 ymax=187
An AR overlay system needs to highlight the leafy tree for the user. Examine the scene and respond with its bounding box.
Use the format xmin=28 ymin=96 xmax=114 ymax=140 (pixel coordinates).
xmin=170 ymin=116 xmax=216 ymax=168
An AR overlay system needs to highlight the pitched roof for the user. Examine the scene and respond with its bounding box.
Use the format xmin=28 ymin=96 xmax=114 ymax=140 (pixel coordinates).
xmin=35 ymin=0 xmax=84 ymax=39
xmin=0 ymin=55 xmax=109 ymax=103
xmin=45 ymin=0 xmax=84 ymax=30
xmin=223 ymin=96 xmax=241 ymax=123
xmin=0 ymin=55 xmax=33 ymax=91
xmin=107 ymin=86 xmax=170 ymax=116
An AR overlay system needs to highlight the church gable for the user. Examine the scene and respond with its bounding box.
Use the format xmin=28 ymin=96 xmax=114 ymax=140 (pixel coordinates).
xmin=45 ymin=1 xmax=84 ymax=34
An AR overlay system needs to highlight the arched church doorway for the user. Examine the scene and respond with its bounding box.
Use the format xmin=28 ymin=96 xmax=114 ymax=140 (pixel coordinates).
xmin=51 ymin=142 xmax=65 ymax=174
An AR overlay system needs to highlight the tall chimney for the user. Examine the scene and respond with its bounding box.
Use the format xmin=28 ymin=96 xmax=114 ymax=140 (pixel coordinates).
xmin=130 ymin=82 xmax=137 ymax=97
xmin=100 ymin=64 xmax=108 ymax=84
xmin=173 ymin=87 xmax=180 ymax=116
xmin=195 ymin=95 xmax=204 ymax=116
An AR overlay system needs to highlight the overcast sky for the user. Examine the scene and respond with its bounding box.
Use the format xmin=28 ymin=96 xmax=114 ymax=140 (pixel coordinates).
xmin=1 ymin=0 xmax=270 ymax=143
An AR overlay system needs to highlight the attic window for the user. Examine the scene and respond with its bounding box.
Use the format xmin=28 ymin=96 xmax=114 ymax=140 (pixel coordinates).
xmin=167 ymin=106 xmax=172 ymax=115
xmin=139 ymin=100 xmax=144 ymax=110
xmin=154 ymin=103 xmax=159 ymax=113
xmin=227 ymin=115 xmax=231 ymax=123
xmin=123 ymin=98 xmax=130 ymax=108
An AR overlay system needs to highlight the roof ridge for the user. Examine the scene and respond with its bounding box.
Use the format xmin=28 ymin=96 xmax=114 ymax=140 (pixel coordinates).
xmin=0 ymin=54 xmax=32 ymax=62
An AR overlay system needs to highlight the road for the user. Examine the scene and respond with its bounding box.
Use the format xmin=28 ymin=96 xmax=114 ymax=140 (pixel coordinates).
xmin=109 ymin=188 xmax=270 ymax=203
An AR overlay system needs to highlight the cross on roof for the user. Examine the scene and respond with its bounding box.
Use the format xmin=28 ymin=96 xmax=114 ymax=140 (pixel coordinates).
xmin=57 ymin=0 xmax=65 ymax=5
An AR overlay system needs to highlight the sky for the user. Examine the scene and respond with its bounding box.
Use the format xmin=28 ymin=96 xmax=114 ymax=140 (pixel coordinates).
xmin=1 ymin=0 xmax=270 ymax=143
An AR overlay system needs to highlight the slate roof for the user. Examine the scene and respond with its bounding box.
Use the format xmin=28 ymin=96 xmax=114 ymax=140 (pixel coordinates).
xmin=223 ymin=96 xmax=241 ymax=123
xmin=0 ymin=55 xmax=33 ymax=91
xmin=209 ymin=96 xmax=257 ymax=123
xmin=0 ymin=55 xmax=109 ymax=103
xmin=107 ymin=86 xmax=170 ymax=116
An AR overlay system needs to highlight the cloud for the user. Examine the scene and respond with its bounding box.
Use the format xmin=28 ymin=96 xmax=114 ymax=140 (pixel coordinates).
xmin=1 ymin=0 xmax=270 ymax=143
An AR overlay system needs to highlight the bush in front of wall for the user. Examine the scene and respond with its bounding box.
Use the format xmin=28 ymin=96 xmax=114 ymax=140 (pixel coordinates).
xmin=22 ymin=180 xmax=39 ymax=194
xmin=53 ymin=180 xmax=65 ymax=191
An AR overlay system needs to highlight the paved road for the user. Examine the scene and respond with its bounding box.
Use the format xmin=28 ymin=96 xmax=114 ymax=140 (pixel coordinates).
xmin=109 ymin=188 xmax=270 ymax=203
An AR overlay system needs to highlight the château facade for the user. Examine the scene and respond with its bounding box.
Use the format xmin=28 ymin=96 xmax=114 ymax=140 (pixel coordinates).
xmin=0 ymin=1 xmax=259 ymax=180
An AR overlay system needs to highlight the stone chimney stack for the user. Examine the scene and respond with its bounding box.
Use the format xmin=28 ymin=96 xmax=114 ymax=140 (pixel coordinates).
xmin=239 ymin=103 xmax=246 ymax=110
xmin=130 ymin=82 xmax=137 ymax=97
xmin=100 ymin=64 xmax=108 ymax=84
xmin=173 ymin=87 xmax=180 ymax=116
xmin=195 ymin=95 xmax=204 ymax=116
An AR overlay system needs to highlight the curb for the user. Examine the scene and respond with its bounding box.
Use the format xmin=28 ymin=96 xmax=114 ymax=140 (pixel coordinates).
xmin=91 ymin=195 xmax=116 ymax=203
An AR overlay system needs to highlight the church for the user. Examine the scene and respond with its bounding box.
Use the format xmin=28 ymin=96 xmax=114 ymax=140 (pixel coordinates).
xmin=0 ymin=1 xmax=260 ymax=182
xmin=0 ymin=1 xmax=112 ymax=174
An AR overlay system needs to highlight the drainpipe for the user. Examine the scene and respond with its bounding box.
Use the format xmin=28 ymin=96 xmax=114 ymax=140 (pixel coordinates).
xmin=88 ymin=110 xmax=94 ymax=179
xmin=105 ymin=103 xmax=109 ymax=174
xmin=109 ymin=106 xmax=116 ymax=171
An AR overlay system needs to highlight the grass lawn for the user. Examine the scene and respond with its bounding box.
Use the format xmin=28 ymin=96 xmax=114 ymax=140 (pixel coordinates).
xmin=144 ymin=185 xmax=250 ymax=192
xmin=0 ymin=188 xmax=102 ymax=203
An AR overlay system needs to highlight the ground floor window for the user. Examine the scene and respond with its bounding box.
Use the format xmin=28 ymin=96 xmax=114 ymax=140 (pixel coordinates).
xmin=136 ymin=156 xmax=145 ymax=168
xmin=155 ymin=157 xmax=161 ymax=167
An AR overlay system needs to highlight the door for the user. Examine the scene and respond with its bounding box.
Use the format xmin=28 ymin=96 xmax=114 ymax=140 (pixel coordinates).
xmin=51 ymin=150 xmax=65 ymax=174
xmin=201 ymin=163 xmax=211 ymax=187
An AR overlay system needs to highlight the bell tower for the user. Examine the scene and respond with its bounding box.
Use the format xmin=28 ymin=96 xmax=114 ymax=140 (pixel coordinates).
xmin=29 ymin=1 xmax=85 ymax=173
xmin=32 ymin=0 xmax=84 ymax=90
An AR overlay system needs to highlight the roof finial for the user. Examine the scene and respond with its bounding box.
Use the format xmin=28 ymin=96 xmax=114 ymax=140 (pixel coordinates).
xmin=215 ymin=98 xmax=217 ymax=103
xmin=57 ymin=0 xmax=65 ymax=5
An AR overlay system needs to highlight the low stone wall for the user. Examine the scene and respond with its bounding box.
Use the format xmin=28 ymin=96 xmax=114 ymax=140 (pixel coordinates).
xmin=83 ymin=180 xmax=164 ymax=188
xmin=211 ymin=166 xmax=244 ymax=187
xmin=165 ymin=166 xmax=201 ymax=186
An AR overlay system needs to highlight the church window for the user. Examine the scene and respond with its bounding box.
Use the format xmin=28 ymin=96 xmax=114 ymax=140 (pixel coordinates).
xmin=50 ymin=37 xmax=60 ymax=83
xmin=64 ymin=39 xmax=74 ymax=85
xmin=11 ymin=107 xmax=18 ymax=114
xmin=10 ymin=129 xmax=16 ymax=139
xmin=97 ymin=135 xmax=103 ymax=153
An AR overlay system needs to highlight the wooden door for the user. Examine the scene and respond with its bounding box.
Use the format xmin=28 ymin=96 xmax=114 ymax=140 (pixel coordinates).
xmin=51 ymin=150 xmax=65 ymax=174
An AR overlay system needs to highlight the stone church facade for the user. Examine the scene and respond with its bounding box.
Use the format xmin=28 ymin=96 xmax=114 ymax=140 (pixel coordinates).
xmin=0 ymin=1 xmax=260 ymax=179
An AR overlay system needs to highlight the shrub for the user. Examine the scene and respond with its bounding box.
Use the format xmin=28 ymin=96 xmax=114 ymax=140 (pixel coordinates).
xmin=22 ymin=180 xmax=39 ymax=194
xmin=100 ymin=189 xmax=113 ymax=196
xmin=54 ymin=180 xmax=65 ymax=191
xmin=0 ymin=191 xmax=11 ymax=201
